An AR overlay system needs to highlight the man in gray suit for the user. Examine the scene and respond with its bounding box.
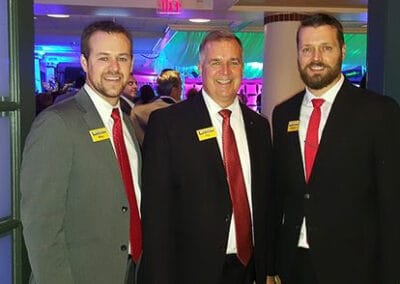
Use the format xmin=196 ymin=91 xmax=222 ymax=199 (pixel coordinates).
xmin=20 ymin=21 xmax=142 ymax=284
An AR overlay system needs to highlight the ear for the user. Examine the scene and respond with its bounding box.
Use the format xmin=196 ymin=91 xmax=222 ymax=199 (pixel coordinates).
xmin=197 ymin=62 xmax=202 ymax=74
xmin=341 ymin=43 xmax=346 ymax=60
xmin=80 ymin=54 xmax=88 ymax=73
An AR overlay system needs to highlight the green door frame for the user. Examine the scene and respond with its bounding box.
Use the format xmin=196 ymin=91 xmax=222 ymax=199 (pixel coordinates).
xmin=0 ymin=0 xmax=34 ymax=283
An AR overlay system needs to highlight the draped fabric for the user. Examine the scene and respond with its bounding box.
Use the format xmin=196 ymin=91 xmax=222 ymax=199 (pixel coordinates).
xmin=153 ymin=31 xmax=366 ymax=79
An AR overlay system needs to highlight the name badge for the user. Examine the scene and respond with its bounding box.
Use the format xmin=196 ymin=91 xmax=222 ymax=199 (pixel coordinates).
xmin=287 ymin=120 xmax=300 ymax=132
xmin=89 ymin=127 xmax=110 ymax=142
xmin=196 ymin=126 xmax=217 ymax=141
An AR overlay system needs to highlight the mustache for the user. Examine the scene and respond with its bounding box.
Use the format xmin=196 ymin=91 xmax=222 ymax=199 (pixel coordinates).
xmin=306 ymin=62 xmax=329 ymax=69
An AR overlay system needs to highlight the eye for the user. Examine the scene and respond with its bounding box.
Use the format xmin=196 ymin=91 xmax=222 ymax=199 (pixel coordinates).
xmin=230 ymin=59 xmax=241 ymax=66
xmin=98 ymin=57 xmax=109 ymax=62
xmin=210 ymin=60 xmax=221 ymax=66
xmin=301 ymin=47 xmax=313 ymax=56
xmin=118 ymin=57 xmax=129 ymax=62
xmin=321 ymin=45 xmax=333 ymax=52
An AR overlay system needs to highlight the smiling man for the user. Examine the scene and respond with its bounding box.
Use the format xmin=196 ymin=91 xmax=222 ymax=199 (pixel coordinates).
xmin=272 ymin=13 xmax=400 ymax=284
xmin=21 ymin=21 xmax=142 ymax=284
xmin=139 ymin=30 xmax=276 ymax=284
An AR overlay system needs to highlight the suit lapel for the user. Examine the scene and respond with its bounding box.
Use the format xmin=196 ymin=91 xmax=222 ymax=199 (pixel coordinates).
xmin=311 ymin=80 xmax=355 ymax=182
xmin=240 ymin=105 xmax=262 ymax=211
xmin=286 ymin=92 xmax=308 ymax=185
xmin=74 ymin=89 xmax=124 ymax=186
xmin=240 ymin=104 xmax=258 ymax=179
xmin=192 ymin=93 xmax=227 ymax=184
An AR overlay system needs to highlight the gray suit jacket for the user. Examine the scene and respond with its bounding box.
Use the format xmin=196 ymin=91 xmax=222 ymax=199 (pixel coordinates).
xmin=20 ymin=89 xmax=141 ymax=284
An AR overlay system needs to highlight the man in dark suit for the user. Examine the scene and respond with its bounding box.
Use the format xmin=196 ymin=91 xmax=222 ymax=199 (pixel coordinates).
xmin=139 ymin=30 xmax=276 ymax=284
xmin=120 ymin=73 xmax=138 ymax=115
xmin=272 ymin=13 xmax=400 ymax=284
xmin=20 ymin=21 xmax=142 ymax=284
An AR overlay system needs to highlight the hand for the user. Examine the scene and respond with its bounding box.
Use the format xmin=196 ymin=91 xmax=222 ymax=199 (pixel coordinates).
xmin=266 ymin=275 xmax=281 ymax=284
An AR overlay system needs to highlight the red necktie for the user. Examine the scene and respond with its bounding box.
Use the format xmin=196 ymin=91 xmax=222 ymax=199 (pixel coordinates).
xmin=111 ymin=108 xmax=142 ymax=262
xmin=304 ymin=99 xmax=325 ymax=183
xmin=219 ymin=109 xmax=253 ymax=266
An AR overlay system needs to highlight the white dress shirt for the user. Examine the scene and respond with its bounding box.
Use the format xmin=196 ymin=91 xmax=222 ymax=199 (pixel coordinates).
xmin=297 ymin=75 xmax=344 ymax=248
xmin=202 ymin=91 xmax=253 ymax=255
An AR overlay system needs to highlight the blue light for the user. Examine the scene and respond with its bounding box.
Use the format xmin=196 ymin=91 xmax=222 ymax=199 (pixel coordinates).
xmin=94 ymin=8 xmax=131 ymax=17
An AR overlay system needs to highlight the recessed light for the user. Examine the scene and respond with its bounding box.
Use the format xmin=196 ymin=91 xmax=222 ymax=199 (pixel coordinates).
xmin=47 ymin=14 xmax=70 ymax=18
xmin=189 ymin=18 xmax=210 ymax=23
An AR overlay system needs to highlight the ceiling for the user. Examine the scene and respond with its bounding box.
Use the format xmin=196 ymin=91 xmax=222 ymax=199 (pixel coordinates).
xmin=34 ymin=0 xmax=368 ymax=76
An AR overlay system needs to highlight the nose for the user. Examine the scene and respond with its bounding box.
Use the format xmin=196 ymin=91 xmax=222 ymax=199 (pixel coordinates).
xmin=312 ymin=49 xmax=322 ymax=61
xmin=108 ymin=58 xmax=120 ymax=72
xmin=219 ymin=62 xmax=230 ymax=75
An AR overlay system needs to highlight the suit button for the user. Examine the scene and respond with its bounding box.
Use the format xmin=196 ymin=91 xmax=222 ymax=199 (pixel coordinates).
xmin=121 ymin=206 xmax=128 ymax=212
xmin=304 ymin=193 xmax=310 ymax=200
xmin=224 ymin=215 xmax=230 ymax=223
xmin=120 ymin=245 xmax=127 ymax=251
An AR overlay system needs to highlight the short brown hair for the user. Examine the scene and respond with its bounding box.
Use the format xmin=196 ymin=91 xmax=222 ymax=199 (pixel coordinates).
xmin=80 ymin=20 xmax=132 ymax=59
xmin=296 ymin=13 xmax=345 ymax=49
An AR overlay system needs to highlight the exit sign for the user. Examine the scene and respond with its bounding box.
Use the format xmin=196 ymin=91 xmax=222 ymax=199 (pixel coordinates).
xmin=157 ymin=0 xmax=181 ymax=14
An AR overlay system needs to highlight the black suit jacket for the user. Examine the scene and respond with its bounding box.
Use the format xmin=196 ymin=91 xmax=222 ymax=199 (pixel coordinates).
xmin=272 ymin=79 xmax=400 ymax=284
xmin=139 ymin=93 xmax=275 ymax=284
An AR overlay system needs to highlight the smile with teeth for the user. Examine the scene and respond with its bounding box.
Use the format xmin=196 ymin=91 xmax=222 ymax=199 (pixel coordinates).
xmin=216 ymin=79 xmax=232 ymax=84
xmin=104 ymin=75 xmax=121 ymax=81
xmin=309 ymin=64 xmax=326 ymax=71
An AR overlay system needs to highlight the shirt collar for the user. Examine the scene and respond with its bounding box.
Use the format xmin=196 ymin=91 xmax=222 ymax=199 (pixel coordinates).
xmin=202 ymin=89 xmax=241 ymax=117
xmin=304 ymin=73 xmax=344 ymax=105
xmin=159 ymin=95 xmax=178 ymax=103
xmin=84 ymin=84 xmax=121 ymax=120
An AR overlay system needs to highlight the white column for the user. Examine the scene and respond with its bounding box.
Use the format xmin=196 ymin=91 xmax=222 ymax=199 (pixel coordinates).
xmin=261 ymin=14 xmax=306 ymax=121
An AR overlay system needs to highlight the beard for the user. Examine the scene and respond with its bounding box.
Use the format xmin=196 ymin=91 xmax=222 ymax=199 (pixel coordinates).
xmin=298 ymin=59 xmax=342 ymax=90
xmin=88 ymin=72 xmax=127 ymax=99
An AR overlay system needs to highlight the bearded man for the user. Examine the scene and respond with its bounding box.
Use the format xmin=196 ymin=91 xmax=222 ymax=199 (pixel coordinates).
xmin=272 ymin=13 xmax=400 ymax=284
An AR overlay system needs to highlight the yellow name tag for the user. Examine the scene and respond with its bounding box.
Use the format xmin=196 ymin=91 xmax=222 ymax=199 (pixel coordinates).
xmin=89 ymin=127 xmax=110 ymax=142
xmin=287 ymin=120 xmax=300 ymax=132
xmin=196 ymin=126 xmax=217 ymax=141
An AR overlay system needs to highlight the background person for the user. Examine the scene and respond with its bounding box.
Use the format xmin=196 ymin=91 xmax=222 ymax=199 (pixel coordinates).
xmin=132 ymin=69 xmax=181 ymax=145
xmin=120 ymin=73 xmax=138 ymax=115
xmin=155 ymin=68 xmax=182 ymax=103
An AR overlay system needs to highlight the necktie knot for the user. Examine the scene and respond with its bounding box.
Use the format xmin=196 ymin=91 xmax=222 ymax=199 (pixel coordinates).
xmin=111 ymin=108 xmax=121 ymax=121
xmin=219 ymin=109 xmax=232 ymax=120
xmin=312 ymin=98 xmax=325 ymax=109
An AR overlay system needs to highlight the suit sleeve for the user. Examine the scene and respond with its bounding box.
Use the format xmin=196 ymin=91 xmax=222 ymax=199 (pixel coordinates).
xmin=374 ymin=98 xmax=400 ymax=282
xmin=20 ymin=110 xmax=74 ymax=284
xmin=139 ymin=110 xmax=176 ymax=284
